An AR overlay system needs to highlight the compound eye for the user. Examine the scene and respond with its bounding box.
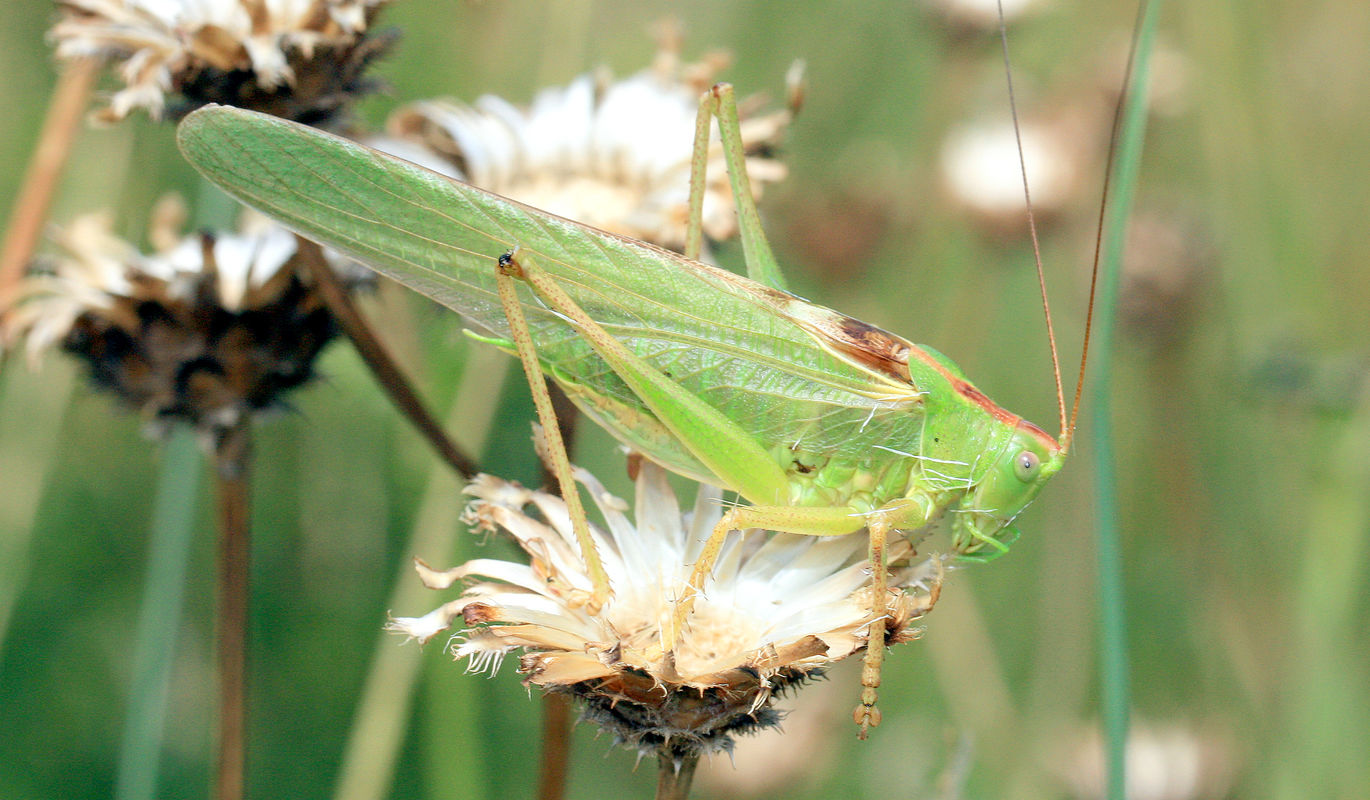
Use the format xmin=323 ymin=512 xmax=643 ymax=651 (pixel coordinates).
xmin=1013 ymin=450 xmax=1041 ymax=482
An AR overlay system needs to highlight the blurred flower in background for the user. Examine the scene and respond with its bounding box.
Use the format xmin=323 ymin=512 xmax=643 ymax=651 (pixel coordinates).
xmin=1053 ymin=721 xmax=1237 ymax=800
xmin=370 ymin=33 xmax=800 ymax=253
xmin=939 ymin=108 xmax=1102 ymax=234
xmin=390 ymin=456 xmax=944 ymax=759
xmin=1114 ymin=209 xmax=1213 ymax=349
xmin=0 ymin=199 xmax=369 ymax=449
xmin=938 ymin=34 xmax=1190 ymax=237
xmin=50 ymin=0 xmax=395 ymax=125
xmin=926 ymin=0 xmax=1046 ymax=31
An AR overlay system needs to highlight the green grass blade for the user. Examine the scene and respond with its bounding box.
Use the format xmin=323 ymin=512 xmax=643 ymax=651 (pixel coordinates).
xmin=1090 ymin=3 xmax=1161 ymax=799
xmin=332 ymin=347 xmax=503 ymax=800
xmin=114 ymin=427 xmax=203 ymax=800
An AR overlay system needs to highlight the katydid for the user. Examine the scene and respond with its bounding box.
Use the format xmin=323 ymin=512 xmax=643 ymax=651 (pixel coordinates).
xmin=176 ymin=30 xmax=1135 ymax=735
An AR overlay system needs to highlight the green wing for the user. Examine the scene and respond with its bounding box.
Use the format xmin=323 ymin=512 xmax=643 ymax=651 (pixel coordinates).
xmin=176 ymin=106 xmax=925 ymax=468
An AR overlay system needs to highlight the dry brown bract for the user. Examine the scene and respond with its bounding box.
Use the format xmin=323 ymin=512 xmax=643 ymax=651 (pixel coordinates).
xmin=51 ymin=0 xmax=393 ymax=124
xmin=370 ymin=38 xmax=800 ymax=253
xmin=389 ymin=458 xmax=943 ymax=759
xmin=0 ymin=204 xmax=368 ymax=448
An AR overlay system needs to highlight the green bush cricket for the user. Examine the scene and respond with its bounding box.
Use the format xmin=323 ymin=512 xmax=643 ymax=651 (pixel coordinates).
xmin=175 ymin=19 xmax=1147 ymax=735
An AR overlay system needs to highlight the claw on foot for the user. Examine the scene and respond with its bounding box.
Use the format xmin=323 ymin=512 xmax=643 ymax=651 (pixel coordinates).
xmin=853 ymin=702 xmax=882 ymax=739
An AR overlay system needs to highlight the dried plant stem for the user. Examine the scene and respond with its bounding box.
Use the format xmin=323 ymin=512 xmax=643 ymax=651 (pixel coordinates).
xmin=535 ymin=382 xmax=580 ymax=800
xmin=655 ymin=753 xmax=699 ymax=800
xmin=215 ymin=420 xmax=253 ymax=800
xmin=536 ymin=695 xmax=573 ymax=800
xmin=293 ymin=237 xmax=478 ymax=478
xmin=0 ymin=57 xmax=98 ymax=311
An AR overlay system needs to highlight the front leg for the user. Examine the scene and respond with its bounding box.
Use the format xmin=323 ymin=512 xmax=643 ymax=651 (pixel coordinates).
xmin=855 ymin=513 xmax=891 ymax=739
xmin=664 ymin=501 xmax=868 ymax=651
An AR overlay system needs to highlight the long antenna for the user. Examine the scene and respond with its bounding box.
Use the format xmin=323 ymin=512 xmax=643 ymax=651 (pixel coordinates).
xmin=995 ymin=2 xmax=1068 ymax=442
xmin=1066 ymin=2 xmax=1153 ymax=451
xmin=998 ymin=1 xmax=1151 ymax=454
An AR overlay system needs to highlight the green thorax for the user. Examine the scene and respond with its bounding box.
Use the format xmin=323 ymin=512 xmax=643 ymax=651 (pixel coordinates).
xmin=778 ymin=341 xmax=1021 ymax=514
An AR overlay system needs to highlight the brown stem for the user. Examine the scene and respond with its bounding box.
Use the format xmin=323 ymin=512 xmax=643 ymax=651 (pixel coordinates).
xmin=535 ymin=382 xmax=580 ymax=800
xmin=292 ymin=237 xmax=478 ymax=478
xmin=655 ymin=752 xmax=699 ymax=800
xmin=0 ymin=58 xmax=98 ymax=311
xmin=214 ymin=419 xmax=252 ymax=800
xmin=536 ymin=694 xmax=573 ymax=800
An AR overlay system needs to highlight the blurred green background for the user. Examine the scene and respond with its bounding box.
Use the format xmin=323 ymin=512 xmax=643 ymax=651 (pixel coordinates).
xmin=2 ymin=1 xmax=1368 ymax=798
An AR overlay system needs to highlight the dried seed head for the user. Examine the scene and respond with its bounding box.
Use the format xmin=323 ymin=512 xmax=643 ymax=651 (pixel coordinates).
xmin=389 ymin=459 xmax=943 ymax=760
xmin=1 ymin=206 xmax=370 ymax=448
xmin=369 ymin=36 xmax=796 ymax=253
xmin=51 ymin=0 xmax=395 ymax=125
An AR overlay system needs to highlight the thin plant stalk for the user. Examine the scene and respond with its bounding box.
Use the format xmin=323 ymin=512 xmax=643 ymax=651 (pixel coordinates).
xmin=214 ymin=419 xmax=253 ymax=800
xmin=536 ymin=696 xmax=573 ymax=800
xmin=115 ymin=426 xmax=203 ymax=800
xmin=293 ymin=237 xmax=477 ymax=478
xmin=1089 ymin=3 xmax=1161 ymax=799
xmin=655 ymin=753 xmax=699 ymax=800
xmin=0 ymin=57 xmax=98 ymax=311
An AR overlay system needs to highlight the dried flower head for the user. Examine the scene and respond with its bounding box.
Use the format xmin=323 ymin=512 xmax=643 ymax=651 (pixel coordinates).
xmin=51 ymin=0 xmax=394 ymax=125
xmin=389 ymin=457 xmax=943 ymax=760
xmin=1 ymin=203 xmax=368 ymax=446
xmin=370 ymin=36 xmax=799 ymax=252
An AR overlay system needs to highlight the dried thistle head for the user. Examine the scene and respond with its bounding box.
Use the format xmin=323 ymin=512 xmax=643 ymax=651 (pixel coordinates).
xmin=370 ymin=33 xmax=800 ymax=253
xmin=1 ymin=203 xmax=369 ymax=448
xmin=389 ymin=458 xmax=943 ymax=760
xmin=51 ymin=0 xmax=395 ymax=125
